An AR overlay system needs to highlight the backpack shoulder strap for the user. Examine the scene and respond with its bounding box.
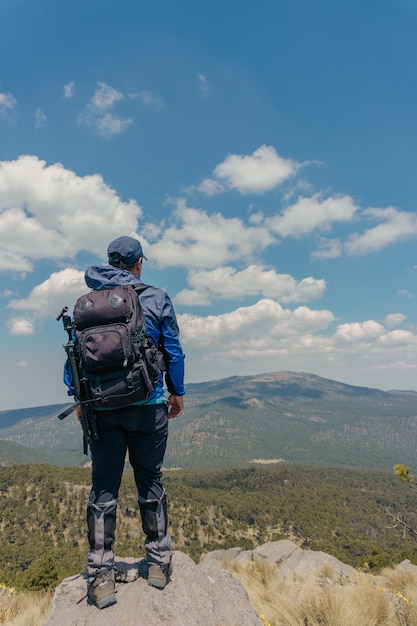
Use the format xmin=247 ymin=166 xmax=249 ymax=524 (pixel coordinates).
xmin=132 ymin=282 xmax=149 ymax=294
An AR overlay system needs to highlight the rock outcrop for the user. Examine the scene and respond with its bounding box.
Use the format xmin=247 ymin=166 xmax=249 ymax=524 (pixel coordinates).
xmin=201 ymin=539 xmax=356 ymax=578
xmin=45 ymin=540 xmax=364 ymax=625
xmin=46 ymin=551 xmax=262 ymax=626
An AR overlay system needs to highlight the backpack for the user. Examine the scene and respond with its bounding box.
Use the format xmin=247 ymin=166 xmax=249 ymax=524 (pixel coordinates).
xmin=73 ymin=283 xmax=162 ymax=409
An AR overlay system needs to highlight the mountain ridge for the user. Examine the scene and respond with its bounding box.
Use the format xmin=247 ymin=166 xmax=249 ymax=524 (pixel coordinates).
xmin=1 ymin=371 xmax=416 ymax=470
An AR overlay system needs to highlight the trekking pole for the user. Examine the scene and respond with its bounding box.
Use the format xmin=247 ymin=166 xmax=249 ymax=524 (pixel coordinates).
xmin=56 ymin=307 xmax=99 ymax=454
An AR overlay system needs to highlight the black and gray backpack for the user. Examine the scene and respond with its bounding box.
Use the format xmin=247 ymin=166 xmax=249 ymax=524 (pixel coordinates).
xmin=73 ymin=283 xmax=162 ymax=409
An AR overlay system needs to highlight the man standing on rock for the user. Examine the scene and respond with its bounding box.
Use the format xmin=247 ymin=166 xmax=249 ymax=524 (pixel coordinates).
xmin=69 ymin=236 xmax=185 ymax=609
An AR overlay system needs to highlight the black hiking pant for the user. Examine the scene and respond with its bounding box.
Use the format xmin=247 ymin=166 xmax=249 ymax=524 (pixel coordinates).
xmin=86 ymin=403 xmax=172 ymax=579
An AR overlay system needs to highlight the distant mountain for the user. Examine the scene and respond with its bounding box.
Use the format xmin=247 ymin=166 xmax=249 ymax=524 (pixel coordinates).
xmin=0 ymin=403 xmax=87 ymax=466
xmin=1 ymin=371 xmax=416 ymax=470
xmin=0 ymin=403 xmax=68 ymax=429
xmin=166 ymin=371 xmax=417 ymax=471
xmin=0 ymin=439 xmax=58 ymax=466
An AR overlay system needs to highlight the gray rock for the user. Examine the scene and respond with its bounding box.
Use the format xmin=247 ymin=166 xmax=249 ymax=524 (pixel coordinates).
xmin=253 ymin=540 xmax=355 ymax=579
xmin=201 ymin=539 xmax=355 ymax=582
xmin=395 ymin=559 xmax=417 ymax=574
xmin=253 ymin=539 xmax=299 ymax=567
xmin=46 ymin=541 xmax=360 ymax=625
xmin=198 ymin=546 xmax=245 ymax=570
xmin=45 ymin=551 xmax=263 ymax=626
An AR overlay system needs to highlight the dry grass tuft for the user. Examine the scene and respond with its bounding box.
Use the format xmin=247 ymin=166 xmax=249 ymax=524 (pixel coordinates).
xmin=0 ymin=584 xmax=52 ymax=626
xmin=224 ymin=556 xmax=417 ymax=626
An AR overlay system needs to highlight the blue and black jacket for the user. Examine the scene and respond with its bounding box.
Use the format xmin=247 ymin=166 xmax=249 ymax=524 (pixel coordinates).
xmin=64 ymin=264 xmax=185 ymax=405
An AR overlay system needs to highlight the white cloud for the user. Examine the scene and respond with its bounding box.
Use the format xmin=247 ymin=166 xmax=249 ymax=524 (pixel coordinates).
xmin=95 ymin=113 xmax=132 ymax=137
xmin=177 ymin=301 xmax=417 ymax=388
xmin=311 ymin=238 xmax=343 ymax=260
xmin=175 ymin=289 xmax=212 ymax=306
xmin=185 ymin=150 xmax=417 ymax=264
xmin=128 ymin=90 xmax=162 ymax=108
xmin=248 ymin=210 xmax=264 ymax=225
xmin=198 ymin=145 xmax=300 ymax=195
xmin=176 ymin=299 xmax=338 ymax=382
xmin=179 ymin=299 xmax=335 ymax=350
xmin=0 ymin=246 xmax=34 ymax=272
xmin=15 ymin=360 xmax=28 ymax=368
xmin=90 ymin=82 xmax=123 ymax=110
xmin=397 ymin=290 xmax=414 ymax=299
xmin=372 ymin=361 xmax=417 ymax=373
xmin=0 ymin=207 xmax=68 ymax=262
xmin=283 ymin=178 xmax=316 ymax=201
xmin=0 ymin=155 xmax=142 ymax=271
xmin=198 ymin=74 xmax=209 ymax=95
xmin=34 ymin=108 xmax=47 ymax=129
xmin=378 ymin=330 xmax=415 ymax=347
xmin=175 ymin=265 xmax=326 ymax=305
xmin=334 ymin=320 xmax=385 ymax=343
xmin=63 ymin=82 xmax=75 ymax=99
xmin=196 ymin=178 xmax=225 ymax=196
xmin=268 ymin=194 xmax=358 ymax=238
xmin=7 ymin=317 xmax=34 ymax=335
xmin=146 ymin=199 xmax=275 ymax=269
xmin=284 ymin=205 xmax=417 ymax=258
xmin=78 ymin=82 xmax=132 ymax=137
xmin=384 ymin=313 xmax=406 ymax=328
xmin=8 ymin=268 xmax=86 ymax=330
xmin=346 ymin=207 xmax=417 ymax=255
xmin=0 ymin=92 xmax=17 ymax=116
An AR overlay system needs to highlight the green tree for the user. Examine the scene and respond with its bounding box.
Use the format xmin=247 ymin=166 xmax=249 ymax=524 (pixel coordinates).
xmin=393 ymin=464 xmax=417 ymax=491
xmin=17 ymin=552 xmax=61 ymax=591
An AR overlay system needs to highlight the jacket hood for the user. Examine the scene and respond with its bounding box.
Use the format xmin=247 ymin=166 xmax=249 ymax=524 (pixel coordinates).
xmin=84 ymin=265 xmax=143 ymax=290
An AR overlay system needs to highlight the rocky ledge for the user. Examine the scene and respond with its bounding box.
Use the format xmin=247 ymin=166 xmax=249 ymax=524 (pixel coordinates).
xmin=46 ymin=539 xmax=417 ymax=626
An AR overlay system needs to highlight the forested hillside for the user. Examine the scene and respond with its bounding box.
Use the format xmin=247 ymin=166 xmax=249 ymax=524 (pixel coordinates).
xmin=1 ymin=463 xmax=417 ymax=592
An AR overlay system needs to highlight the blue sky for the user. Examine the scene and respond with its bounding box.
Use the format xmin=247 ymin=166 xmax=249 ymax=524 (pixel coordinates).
xmin=1 ymin=0 xmax=417 ymax=409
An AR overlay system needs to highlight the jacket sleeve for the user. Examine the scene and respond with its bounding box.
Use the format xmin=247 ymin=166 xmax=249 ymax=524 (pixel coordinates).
xmin=63 ymin=360 xmax=75 ymax=396
xmin=160 ymin=294 xmax=185 ymax=396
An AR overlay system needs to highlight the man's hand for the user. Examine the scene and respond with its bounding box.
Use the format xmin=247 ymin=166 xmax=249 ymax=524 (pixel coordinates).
xmin=167 ymin=394 xmax=184 ymax=419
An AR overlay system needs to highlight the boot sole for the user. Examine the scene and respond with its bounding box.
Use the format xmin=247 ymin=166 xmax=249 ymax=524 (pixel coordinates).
xmin=96 ymin=594 xmax=117 ymax=609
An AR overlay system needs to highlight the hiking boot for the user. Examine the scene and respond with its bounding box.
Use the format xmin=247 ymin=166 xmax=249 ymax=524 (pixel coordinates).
xmin=147 ymin=562 xmax=173 ymax=589
xmin=90 ymin=570 xmax=117 ymax=609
